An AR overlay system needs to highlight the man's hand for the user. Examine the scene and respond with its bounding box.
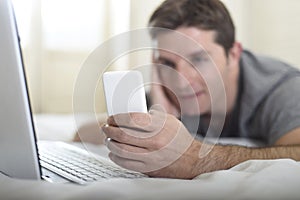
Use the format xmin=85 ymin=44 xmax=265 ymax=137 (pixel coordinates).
xmin=102 ymin=110 xmax=244 ymax=179
xmin=150 ymin=66 xmax=180 ymax=117
xmin=73 ymin=121 xmax=106 ymax=145
xmin=73 ymin=113 xmax=108 ymax=145
xmin=102 ymin=110 xmax=226 ymax=179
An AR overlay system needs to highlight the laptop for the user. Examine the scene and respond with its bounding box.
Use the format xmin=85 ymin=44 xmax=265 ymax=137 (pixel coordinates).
xmin=0 ymin=0 xmax=146 ymax=184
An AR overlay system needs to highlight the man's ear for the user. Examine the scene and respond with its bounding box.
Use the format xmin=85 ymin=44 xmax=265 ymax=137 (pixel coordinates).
xmin=228 ymin=42 xmax=242 ymax=67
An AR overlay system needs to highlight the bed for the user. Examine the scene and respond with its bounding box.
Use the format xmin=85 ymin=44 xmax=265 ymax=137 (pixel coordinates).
xmin=1 ymin=114 xmax=300 ymax=200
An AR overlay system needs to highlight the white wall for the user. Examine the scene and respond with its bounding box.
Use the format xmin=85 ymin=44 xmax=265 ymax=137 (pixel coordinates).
xmin=223 ymin=0 xmax=300 ymax=67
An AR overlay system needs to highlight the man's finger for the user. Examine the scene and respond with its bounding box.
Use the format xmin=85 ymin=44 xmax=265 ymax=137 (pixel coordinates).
xmin=106 ymin=139 xmax=148 ymax=161
xmin=107 ymin=112 xmax=166 ymax=133
xmin=102 ymin=125 xmax=155 ymax=148
xmin=108 ymin=153 xmax=147 ymax=172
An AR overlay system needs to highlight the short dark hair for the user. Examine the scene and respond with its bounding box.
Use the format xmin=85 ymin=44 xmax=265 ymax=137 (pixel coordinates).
xmin=148 ymin=0 xmax=235 ymax=56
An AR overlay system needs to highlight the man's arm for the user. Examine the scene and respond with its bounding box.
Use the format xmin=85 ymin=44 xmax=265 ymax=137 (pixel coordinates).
xmin=194 ymin=130 xmax=300 ymax=177
xmin=145 ymin=129 xmax=300 ymax=178
xmin=275 ymin=127 xmax=300 ymax=145
xmin=73 ymin=113 xmax=107 ymax=145
xmin=102 ymin=112 xmax=300 ymax=179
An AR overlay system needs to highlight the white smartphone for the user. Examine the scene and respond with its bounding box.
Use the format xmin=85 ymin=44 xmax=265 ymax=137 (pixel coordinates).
xmin=102 ymin=70 xmax=148 ymax=116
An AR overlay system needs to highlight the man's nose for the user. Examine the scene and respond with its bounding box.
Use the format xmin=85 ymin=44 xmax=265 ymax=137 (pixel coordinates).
xmin=175 ymin=59 xmax=194 ymax=89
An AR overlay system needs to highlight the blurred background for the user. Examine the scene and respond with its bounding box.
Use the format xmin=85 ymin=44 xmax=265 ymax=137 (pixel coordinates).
xmin=12 ymin=0 xmax=300 ymax=114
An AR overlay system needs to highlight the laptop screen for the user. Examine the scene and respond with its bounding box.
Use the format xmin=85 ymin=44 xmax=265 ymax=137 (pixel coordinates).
xmin=0 ymin=0 xmax=41 ymax=180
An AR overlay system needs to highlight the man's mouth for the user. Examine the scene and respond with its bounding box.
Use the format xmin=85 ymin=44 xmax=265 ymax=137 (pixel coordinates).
xmin=179 ymin=91 xmax=204 ymax=100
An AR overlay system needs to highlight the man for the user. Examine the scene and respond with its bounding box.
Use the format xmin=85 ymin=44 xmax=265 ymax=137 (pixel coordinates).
xmin=102 ymin=0 xmax=300 ymax=179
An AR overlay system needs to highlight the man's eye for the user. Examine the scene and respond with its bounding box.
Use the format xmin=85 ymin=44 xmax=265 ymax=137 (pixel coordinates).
xmin=191 ymin=56 xmax=204 ymax=64
xmin=190 ymin=56 xmax=209 ymax=67
xmin=161 ymin=60 xmax=175 ymax=68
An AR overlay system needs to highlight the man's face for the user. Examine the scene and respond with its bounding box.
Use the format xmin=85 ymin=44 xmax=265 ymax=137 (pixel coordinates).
xmin=154 ymin=27 xmax=235 ymax=116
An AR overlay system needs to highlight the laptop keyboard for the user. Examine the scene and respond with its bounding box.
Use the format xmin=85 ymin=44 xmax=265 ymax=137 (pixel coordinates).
xmin=38 ymin=142 xmax=146 ymax=184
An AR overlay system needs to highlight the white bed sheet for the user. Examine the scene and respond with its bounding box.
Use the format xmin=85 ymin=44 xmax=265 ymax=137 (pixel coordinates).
xmin=1 ymin=114 xmax=299 ymax=200
xmin=1 ymin=158 xmax=300 ymax=200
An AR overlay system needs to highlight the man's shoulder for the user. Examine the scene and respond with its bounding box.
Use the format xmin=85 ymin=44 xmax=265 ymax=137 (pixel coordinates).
xmin=237 ymin=50 xmax=300 ymax=121
xmin=237 ymin=50 xmax=300 ymax=144
xmin=239 ymin=49 xmax=300 ymax=109
xmin=240 ymin=50 xmax=299 ymax=75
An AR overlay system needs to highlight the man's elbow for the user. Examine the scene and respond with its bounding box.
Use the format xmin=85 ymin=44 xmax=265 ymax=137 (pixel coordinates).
xmin=274 ymin=127 xmax=300 ymax=146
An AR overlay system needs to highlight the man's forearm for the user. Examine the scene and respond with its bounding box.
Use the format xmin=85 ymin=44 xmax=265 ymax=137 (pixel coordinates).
xmin=195 ymin=143 xmax=300 ymax=176
xmin=248 ymin=145 xmax=300 ymax=160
